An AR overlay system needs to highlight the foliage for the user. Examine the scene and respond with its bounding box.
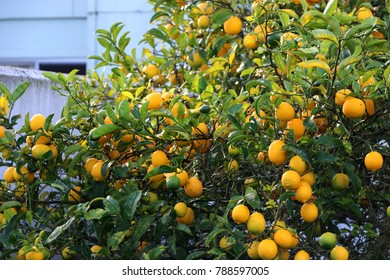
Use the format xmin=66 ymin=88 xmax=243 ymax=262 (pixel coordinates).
xmin=0 ymin=0 xmax=389 ymax=260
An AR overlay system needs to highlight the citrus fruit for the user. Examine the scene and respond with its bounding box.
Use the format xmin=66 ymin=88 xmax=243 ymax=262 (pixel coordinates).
xmin=151 ymin=150 xmax=169 ymax=167
xmin=145 ymin=92 xmax=163 ymax=110
xmin=289 ymin=155 xmax=308 ymax=175
xmin=319 ymin=232 xmax=337 ymax=250
xmin=174 ymin=202 xmax=188 ymax=218
xmin=228 ymin=159 xmax=239 ymax=172
xmin=247 ymin=241 xmax=260 ymax=259
xmin=219 ymin=236 xmax=232 ymax=251
xmin=90 ymin=245 xmax=102 ymax=254
xmin=166 ymin=175 xmax=181 ymax=191
xmin=295 ymin=181 xmax=313 ymax=203
xmin=364 ymin=151 xmax=383 ymax=172
xmin=25 ymin=250 xmax=44 ymax=260
xmin=4 ymin=166 xmax=16 ymax=183
xmin=287 ymin=118 xmax=305 ymax=140
xmin=356 ymin=7 xmax=373 ymax=20
xmin=301 ymin=171 xmax=316 ymax=186
xmin=187 ymin=51 xmax=203 ymax=68
xmin=29 ymin=114 xmax=46 ymax=131
xmin=231 ymin=204 xmax=250 ymax=224
xmin=342 ymin=97 xmax=366 ymax=119
xmin=386 ymin=206 xmax=390 ymax=218
xmin=243 ymin=34 xmax=259 ymax=50
xmin=254 ymin=25 xmax=271 ymax=42
xmin=257 ymin=239 xmax=278 ymax=260
xmin=184 ymin=177 xmax=203 ymax=197
xmin=335 ymin=89 xmax=351 ymax=106
xmin=197 ymin=15 xmax=210 ymax=29
xmin=247 ymin=212 xmax=266 ymax=235
xmin=268 ymin=139 xmax=287 ymax=166
xmin=91 ymin=161 xmax=110 ymax=181
xmin=274 ymin=220 xmax=287 ymax=231
xmin=332 ymin=173 xmax=349 ymax=190
xmin=228 ymin=145 xmax=240 ymax=157
xmin=223 ymin=16 xmax=242 ymax=35
xmin=273 ymin=229 xmax=293 ymax=249
xmin=177 ymin=207 xmax=194 ymax=225
xmin=281 ymin=170 xmax=301 ymax=190
xmin=0 ymin=126 xmax=5 ymax=138
xmin=276 ymin=102 xmax=295 ymax=121
xmin=68 ymin=186 xmax=82 ymax=202
xmin=300 ymin=202 xmax=318 ymax=223
xmin=143 ymin=64 xmax=159 ymax=79
xmin=364 ymin=99 xmax=375 ymax=116
xmin=330 ymin=246 xmax=349 ymax=260
xmin=31 ymin=144 xmax=51 ymax=160
xmin=294 ymin=250 xmax=310 ymax=260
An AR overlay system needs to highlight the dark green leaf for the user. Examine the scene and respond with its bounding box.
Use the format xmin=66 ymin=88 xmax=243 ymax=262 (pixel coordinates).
xmin=0 ymin=201 xmax=21 ymax=212
xmin=176 ymin=223 xmax=192 ymax=235
xmin=211 ymin=8 xmax=232 ymax=25
xmin=283 ymin=144 xmax=312 ymax=165
xmin=314 ymin=151 xmax=337 ymax=163
xmin=228 ymin=104 xmax=243 ymax=115
xmin=84 ymin=209 xmax=107 ymax=220
xmin=108 ymin=231 xmax=126 ymax=250
xmin=279 ymin=192 xmax=295 ymax=202
xmin=132 ymin=215 xmax=154 ymax=241
xmin=124 ymin=190 xmax=142 ymax=222
xmin=246 ymin=79 xmax=272 ymax=90
xmin=90 ymin=124 xmax=121 ymax=140
xmin=205 ymin=228 xmax=227 ymax=247
xmin=315 ymin=135 xmax=343 ymax=147
xmin=11 ymin=82 xmax=30 ymax=103
xmin=103 ymin=196 xmax=120 ymax=215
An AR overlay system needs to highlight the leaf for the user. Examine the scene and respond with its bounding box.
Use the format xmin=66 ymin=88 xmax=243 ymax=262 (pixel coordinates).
xmin=279 ymin=192 xmax=295 ymax=202
xmin=146 ymin=28 xmax=168 ymax=42
xmin=132 ymin=215 xmax=154 ymax=242
xmin=42 ymin=72 xmax=62 ymax=84
xmin=108 ymin=231 xmax=126 ymax=250
xmin=0 ymin=201 xmax=21 ymax=212
xmin=240 ymin=67 xmax=254 ymax=77
xmin=297 ymin=60 xmax=331 ymax=74
xmin=186 ymin=251 xmax=207 ymax=260
xmin=337 ymin=56 xmax=362 ymax=73
xmin=344 ymin=21 xmax=376 ymax=40
xmin=46 ymin=217 xmax=75 ymax=243
xmin=145 ymin=165 xmax=177 ymax=179
xmin=11 ymin=82 xmax=30 ymax=103
xmin=205 ymin=227 xmax=227 ymax=247
xmin=140 ymin=101 xmax=149 ymax=123
xmin=211 ymin=8 xmax=232 ymax=25
xmin=145 ymin=245 xmax=166 ymax=260
xmin=0 ymin=82 xmax=11 ymax=95
xmin=244 ymin=187 xmax=261 ymax=209
xmin=106 ymin=103 xmax=119 ymax=123
xmin=323 ymin=0 xmax=338 ymax=15
xmin=90 ymin=124 xmax=121 ymax=140
xmin=124 ymin=190 xmax=142 ymax=222
xmin=315 ymin=135 xmax=343 ymax=148
xmin=176 ymin=223 xmax=192 ymax=235
xmin=246 ymin=79 xmax=272 ymax=90
xmin=84 ymin=209 xmax=107 ymax=220
xmin=103 ymin=196 xmax=120 ymax=215
xmin=312 ymin=29 xmax=339 ymax=45
xmin=228 ymin=104 xmax=243 ymax=115
xmin=149 ymin=11 xmax=169 ymax=23
xmin=314 ymin=151 xmax=337 ymax=163
xmin=283 ymin=144 xmax=312 ymax=165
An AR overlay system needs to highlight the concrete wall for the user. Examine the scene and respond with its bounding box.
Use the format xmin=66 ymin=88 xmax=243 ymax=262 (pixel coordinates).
xmin=0 ymin=0 xmax=154 ymax=69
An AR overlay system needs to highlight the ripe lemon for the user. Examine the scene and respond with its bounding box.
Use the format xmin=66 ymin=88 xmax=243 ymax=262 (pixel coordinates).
xmin=254 ymin=25 xmax=271 ymax=42
xmin=276 ymin=102 xmax=295 ymax=121
xmin=319 ymin=232 xmax=337 ymax=250
xmin=332 ymin=173 xmax=349 ymax=190
xmin=274 ymin=220 xmax=287 ymax=231
xmin=281 ymin=170 xmax=301 ymax=190
xmin=90 ymin=245 xmax=102 ymax=254
xmin=25 ymin=250 xmax=44 ymax=260
xmin=166 ymin=175 xmax=181 ymax=191
xmin=184 ymin=177 xmax=203 ymax=198
xmin=342 ymin=97 xmax=366 ymax=119
xmin=219 ymin=236 xmax=232 ymax=251
xmin=143 ymin=64 xmax=159 ymax=79
xmin=268 ymin=139 xmax=287 ymax=166
xmin=68 ymin=186 xmax=82 ymax=202
xmin=29 ymin=114 xmax=46 ymax=131
xmin=91 ymin=161 xmax=110 ymax=182
xmin=356 ymin=7 xmax=373 ymax=20
xmin=287 ymin=118 xmax=305 ymax=140
xmin=143 ymin=191 xmax=158 ymax=204
xmin=84 ymin=158 xmax=99 ymax=174
xmin=294 ymin=250 xmax=310 ymax=260
xmin=4 ymin=166 xmax=16 ymax=183
xmin=364 ymin=99 xmax=375 ymax=116
xmin=147 ymin=165 xmax=164 ymax=182
xmin=364 ymin=151 xmax=383 ymax=172
xmin=289 ymin=155 xmax=308 ymax=175
xmin=177 ymin=207 xmax=194 ymax=225
xmin=335 ymin=89 xmax=351 ymax=106
xmin=243 ymin=34 xmax=259 ymax=50
xmin=223 ymin=16 xmax=242 ymax=35
xmin=196 ymin=2 xmax=213 ymax=15
xmin=273 ymin=229 xmax=293 ymax=249
xmin=0 ymin=125 xmax=5 ymax=138
xmin=247 ymin=212 xmax=266 ymax=235
xmin=145 ymin=92 xmax=163 ymax=110
xmin=197 ymin=15 xmax=210 ymax=29
xmin=174 ymin=202 xmax=188 ymax=218
xmin=31 ymin=144 xmax=51 ymax=160
xmin=300 ymin=202 xmax=318 ymax=223
xmin=231 ymin=204 xmax=250 ymax=224
xmin=330 ymin=245 xmax=349 ymax=260
xmin=247 ymin=241 xmax=260 ymax=259
xmin=301 ymin=171 xmax=316 ymax=186
xmin=13 ymin=166 xmax=32 ymax=182
xmin=295 ymin=181 xmax=313 ymax=203
xmin=228 ymin=159 xmax=239 ymax=172
xmin=257 ymin=151 xmax=265 ymax=163
xmin=187 ymin=51 xmax=203 ymax=69
xmin=192 ymin=122 xmax=209 ymax=136
xmin=257 ymin=239 xmax=278 ymax=260
xmin=151 ymin=150 xmax=169 ymax=167
xmin=386 ymin=206 xmax=390 ymax=218
xmin=359 ymin=75 xmax=375 ymax=94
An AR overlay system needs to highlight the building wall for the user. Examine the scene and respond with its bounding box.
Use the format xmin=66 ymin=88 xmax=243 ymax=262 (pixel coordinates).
xmin=0 ymin=0 xmax=154 ymax=70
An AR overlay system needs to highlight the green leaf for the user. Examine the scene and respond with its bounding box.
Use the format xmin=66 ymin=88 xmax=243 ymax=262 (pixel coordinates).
xmin=84 ymin=209 xmax=107 ymax=220
xmin=337 ymin=56 xmax=362 ymax=73
xmin=150 ymin=11 xmax=169 ymax=23
xmin=11 ymin=82 xmax=30 ymax=103
xmin=140 ymin=101 xmax=149 ymax=123
xmin=279 ymin=191 xmax=295 ymax=202
xmin=246 ymin=79 xmax=272 ymax=90
xmin=42 ymin=72 xmax=62 ymax=84
xmin=312 ymin=29 xmax=339 ymax=45
xmin=283 ymin=144 xmax=312 ymax=165
xmin=240 ymin=67 xmax=254 ymax=77
xmin=211 ymin=8 xmax=232 ymax=25
xmin=314 ymin=151 xmax=337 ymax=163
xmin=46 ymin=217 xmax=75 ymax=243
xmin=315 ymin=135 xmax=343 ymax=148
xmin=145 ymin=245 xmax=166 ymax=260
xmin=205 ymin=227 xmax=227 ymax=247
xmin=244 ymin=187 xmax=261 ymax=209
xmin=145 ymin=165 xmax=177 ymax=179
xmin=132 ymin=215 xmax=154 ymax=241
xmin=65 ymin=144 xmax=85 ymax=155
xmin=0 ymin=82 xmax=11 ymax=95
xmin=186 ymin=251 xmax=208 ymax=260
xmin=146 ymin=28 xmax=168 ymax=42
xmin=228 ymin=104 xmax=243 ymax=115
xmin=90 ymin=124 xmax=121 ymax=140
xmin=297 ymin=60 xmax=331 ymax=74
xmin=227 ymin=115 xmax=242 ymax=130
xmin=124 ymin=190 xmax=142 ymax=222
xmin=176 ymin=223 xmax=192 ymax=235
xmin=0 ymin=201 xmax=21 ymax=212
xmin=103 ymin=196 xmax=120 ymax=215
xmin=323 ymin=0 xmax=338 ymax=15
xmin=344 ymin=21 xmax=376 ymax=40
xmin=108 ymin=231 xmax=126 ymax=250
xmin=106 ymin=103 xmax=119 ymax=123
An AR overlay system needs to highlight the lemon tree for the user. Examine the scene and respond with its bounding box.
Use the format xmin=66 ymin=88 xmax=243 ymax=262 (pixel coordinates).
xmin=0 ymin=0 xmax=389 ymax=260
